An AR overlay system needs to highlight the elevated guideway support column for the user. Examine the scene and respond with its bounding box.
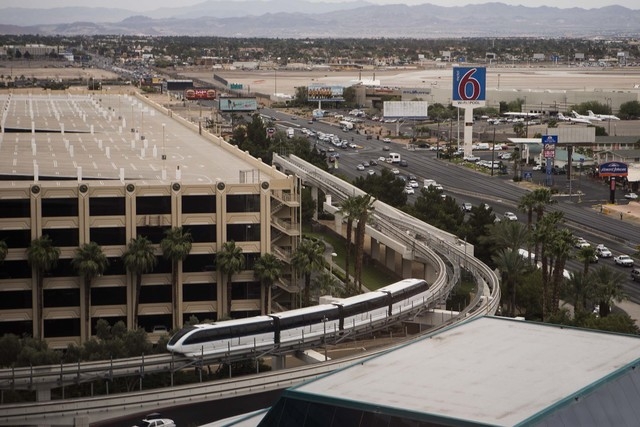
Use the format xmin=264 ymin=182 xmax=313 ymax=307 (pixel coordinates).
xmin=370 ymin=239 xmax=380 ymax=263
xmin=311 ymin=187 xmax=318 ymax=221
xmin=271 ymin=355 xmax=287 ymax=370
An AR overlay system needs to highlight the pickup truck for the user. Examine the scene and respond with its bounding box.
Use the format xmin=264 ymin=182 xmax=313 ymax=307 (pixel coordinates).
xmin=614 ymin=254 xmax=634 ymax=267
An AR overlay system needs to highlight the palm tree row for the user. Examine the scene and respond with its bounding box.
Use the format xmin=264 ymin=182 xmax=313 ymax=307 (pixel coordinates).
xmin=337 ymin=194 xmax=375 ymax=294
xmin=493 ymin=188 xmax=628 ymax=322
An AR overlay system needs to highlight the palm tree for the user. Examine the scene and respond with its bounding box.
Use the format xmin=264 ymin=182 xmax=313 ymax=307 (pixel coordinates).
xmin=0 ymin=240 xmax=7 ymax=263
xmin=493 ymin=248 xmax=529 ymax=317
xmin=291 ymin=238 xmax=325 ymax=306
xmin=72 ymin=242 xmax=109 ymax=342
xmin=564 ymin=271 xmax=594 ymax=316
xmin=160 ymin=227 xmax=193 ymax=329
xmin=217 ymin=241 xmax=245 ymax=317
xmin=27 ymin=235 xmax=60 ymax=340
xmin=576 ymin=245 xmax=598 ymax=276
xmin=531 ymin=188 xmax=555 ymax=224
xmin=122 ymin=236 xmax=157 ymax=328
xmin=489 ymin=220 xmax=529 ymax=253
xmin=254 ymin=253 xmax=282 ymax=314
xmin=337 ymin=196 xmax=359 ymax=293
xmin=353 ymin=194 xmax=375 ymax=292
xmin=548 ymin=228 xmax=574 ymax=318
xmin=591 ymin=265 xmax=627 ymax=318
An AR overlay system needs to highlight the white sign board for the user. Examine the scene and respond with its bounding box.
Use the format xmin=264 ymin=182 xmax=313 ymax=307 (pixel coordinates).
xmin=383 ymin=101 xmax=429 ymax=119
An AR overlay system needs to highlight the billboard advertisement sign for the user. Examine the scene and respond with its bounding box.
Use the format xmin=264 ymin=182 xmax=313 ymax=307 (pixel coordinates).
xmin=599 ymin=162 xmax=628 ymax=177
xmin=452 ymin=67 xmax=486 ymax=106
xmin=185 ymin=88 xmax=216 ymax=100
xmin=218 ymin=98 xmax=258 ymax=112
xmin=383 ymin=101 xmax=429 ymax=119
xmin=307 ymin=85 xmax=344 ymax=102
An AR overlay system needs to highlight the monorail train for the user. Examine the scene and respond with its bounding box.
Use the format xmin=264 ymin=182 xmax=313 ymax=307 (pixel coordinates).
xmin=167 ymin=278 xmax=430 ymax=357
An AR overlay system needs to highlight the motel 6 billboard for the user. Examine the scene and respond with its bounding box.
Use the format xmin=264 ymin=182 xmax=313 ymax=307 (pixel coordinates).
xmin=452 ymin=67 xmax=486 ymax=107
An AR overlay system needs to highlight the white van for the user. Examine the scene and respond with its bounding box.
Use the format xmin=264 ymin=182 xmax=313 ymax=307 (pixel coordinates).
xmin=387 ymin=152 xmax=401 ymax=163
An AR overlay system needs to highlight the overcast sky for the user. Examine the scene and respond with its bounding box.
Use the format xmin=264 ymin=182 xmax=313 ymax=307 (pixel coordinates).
xmin=2 ymin=0 xmax=638 ymax=11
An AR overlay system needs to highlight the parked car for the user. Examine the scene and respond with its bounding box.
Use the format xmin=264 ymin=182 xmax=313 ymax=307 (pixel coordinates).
xmin=356 ymin=164 xmax=365 ymax=171
xmin=404 ymin=186 xmax=415 ymax=194
xmin=624 ymin=193 xmax=638 ymax=200
xmin=367 ymin=169 xmax=375 ymax=176
xmin=134 ymin=414 xmax=176 ymax=427
xmin=532 ymin=164 xmax=543 ymax=171
xmin=391 ymin=168 xmax=400 ymax=175
xmin=399 ymin=160 xmax=408 ymax=167
xmin=462 ymin=202 xmax=473 ymax=212
xmin=631 ymin=268 xmax=640 ymax=281
xmin=369 ymin=159 xmax=378 ymax=166
xmin=614 ymin=254 xmax=635 ymax=267
xmin=409 ymin=180 xmax=419 ymax=188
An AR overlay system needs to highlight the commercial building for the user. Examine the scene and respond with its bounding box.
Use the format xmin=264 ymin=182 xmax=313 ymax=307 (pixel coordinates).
xmin=0 ymin=91 xmax=300 ymax=348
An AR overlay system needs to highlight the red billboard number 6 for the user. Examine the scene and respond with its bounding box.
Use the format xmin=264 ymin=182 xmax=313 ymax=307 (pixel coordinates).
xmin=457 ymin=68 xmax=481 ymax=101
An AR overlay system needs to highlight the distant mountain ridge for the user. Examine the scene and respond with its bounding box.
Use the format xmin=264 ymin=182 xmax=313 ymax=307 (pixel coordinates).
xmin=0 ymin=2 xmax=638 ymax=38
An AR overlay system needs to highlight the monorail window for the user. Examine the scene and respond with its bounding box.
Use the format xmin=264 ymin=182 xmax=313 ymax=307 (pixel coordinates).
xmin=136 ymin=196 xmax=171 ymax=215
xmin=90 ymin=197 xmax=125 ymax=216
xmin=182 ymin=195 xmax=216 ymax=213
xmin=0 ymin=199 xmax=30 ymax=218
xmin=42 ymin=198 xmax=78 ymax=217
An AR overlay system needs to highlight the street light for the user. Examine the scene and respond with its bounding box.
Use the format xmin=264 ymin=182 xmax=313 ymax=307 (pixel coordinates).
xmin=497 ymin=73 xmax=501 ymax=90
xmin=606 ymin=97 xmax=612 ymax=136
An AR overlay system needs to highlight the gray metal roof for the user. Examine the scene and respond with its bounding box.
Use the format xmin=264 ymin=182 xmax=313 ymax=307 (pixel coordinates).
xmin=277 ymin=317 xmax=640 ymax=426
xmin=0 ymin=93 xmax=282 ymax=184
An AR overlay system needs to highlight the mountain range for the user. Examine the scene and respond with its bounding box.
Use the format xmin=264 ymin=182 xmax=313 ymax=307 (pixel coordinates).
xmin=1 ymin=1 xmax=639 ymax=38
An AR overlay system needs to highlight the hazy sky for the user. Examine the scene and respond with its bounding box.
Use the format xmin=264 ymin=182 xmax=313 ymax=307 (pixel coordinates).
xmin=2 ymin=0 xmax=638 ymax=11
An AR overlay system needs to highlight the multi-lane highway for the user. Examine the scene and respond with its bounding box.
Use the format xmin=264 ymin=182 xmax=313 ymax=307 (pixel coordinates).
xmin=265 ymin=108 xmax=640 ymax=303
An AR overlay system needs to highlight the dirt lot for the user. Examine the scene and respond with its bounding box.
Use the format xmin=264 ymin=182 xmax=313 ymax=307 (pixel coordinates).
xmin=0 ymin=60 xmax=119 ymax=82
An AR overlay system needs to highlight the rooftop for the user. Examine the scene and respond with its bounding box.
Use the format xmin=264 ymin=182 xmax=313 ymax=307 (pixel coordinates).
xmin=0 ymin=92 xmax=282 ymax=185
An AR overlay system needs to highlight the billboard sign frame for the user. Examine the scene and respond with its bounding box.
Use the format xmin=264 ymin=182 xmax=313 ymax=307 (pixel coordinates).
xmin=218 ymin=97 xmax=258 ymax=112
xmin=307 ymin=85 xmax=345 ymax=102
xmin=383 ymin=101 xmax=429 ymax=119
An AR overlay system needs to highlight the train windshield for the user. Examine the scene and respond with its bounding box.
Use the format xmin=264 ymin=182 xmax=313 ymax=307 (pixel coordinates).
xmin=167 ymin=326 xmax=198 ymax=345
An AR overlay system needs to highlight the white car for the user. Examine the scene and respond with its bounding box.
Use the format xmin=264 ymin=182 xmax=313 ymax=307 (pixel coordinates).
xmin=134 ymin=415 xmax=176 ymax=427
xmin=356 ymin=164 xmax=365 ymax=171
xmin=391 ymin=168 xmax=400 ymax=175
xmin=367 ymin=169 xmax=375 ymax=175
xmin=404 ymin=186 xmax=415 ymax=194
xmin=614 ymin=255 xmax=635 ymax=267
xmin=532 ymin=164 xmax=543 ymax=171
xmin=595 ymin=245 xmax=612 ymax=258
xmin=382 ymin=138 xmax=392 ymax=143
xmin=624 ymin=193 xmax=638 ymax=200
xmin=574 ymin=237 xmax=591 ymax=249
xmin=409 ymin=180 xmax=419 ymax=188
xmin=462 ymin=202 xmax=473 ymax=212
xmin=464 ymin=155 xmax=480 ymax=162
xmin=378 ymin=156 xmax=387 ymax=162
xmin=503 ymin=211 xmax=518 ymax=221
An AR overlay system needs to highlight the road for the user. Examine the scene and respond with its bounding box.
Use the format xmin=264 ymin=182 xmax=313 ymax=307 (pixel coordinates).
xmin=264 ymin=108 xmax=640 ymax=304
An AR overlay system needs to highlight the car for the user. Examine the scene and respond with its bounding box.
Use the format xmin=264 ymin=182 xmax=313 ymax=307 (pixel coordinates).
xmin=308 ymin=120 xmax=314 ymax=124
xmin=464 ymin=155 xmax=480 ymax=162
xmin=152 ymin=325 xmax=168 ymax=333
xmin=574 ymin=237 xmax=591 ymax=249
xmin=499 ymin=153 xmax=512 ymax=160
xmin=367 ymin=169 xmax=375 ymax=175
xmin=532 ymin=164 xmax=543 ymax=171
xmin=362 ymin=160 xmax=370 ymax=167
xmin=408 ymin=174 xmax=417 ymax=181
xmin=409 ymin=180 xmax=419 ymax=188
xmin=631 ymin=268 xmax=640 ymax=281
xmin=624 ymin=193 xmax=638 ymax=200
xmin=134 ymin=414 xmax=176 ymax=427
xmin=356 ymin=164 xmax=365 ymax=171
xmin=382 ymin=146 xmax=391 ymax=151
xmin=503 ymin=211 xmax=518 ymax=221
xmin=404 ymin=186 xmax=415 ymax=194
xmin=399 ymin=160 xmax=408 ymax=167
xmin=349 ymin=143 xmax=358 ymax=149
xmin=378 ymin=156 xmax=387 ymax=162
xmin=382 ymin=138 xmax=392 ymax=143
xmin=614 ymin=254 xmax=635 ymax=267
xmin=595 ymin=245 xmax=612 ymax=258
xmin=290 ymin=116 xmax=297 ymax=120
xmin=462 ymin=202 xmax=473 ymax=212
xmin=391 ymin=168 xmax=400 ymax=175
